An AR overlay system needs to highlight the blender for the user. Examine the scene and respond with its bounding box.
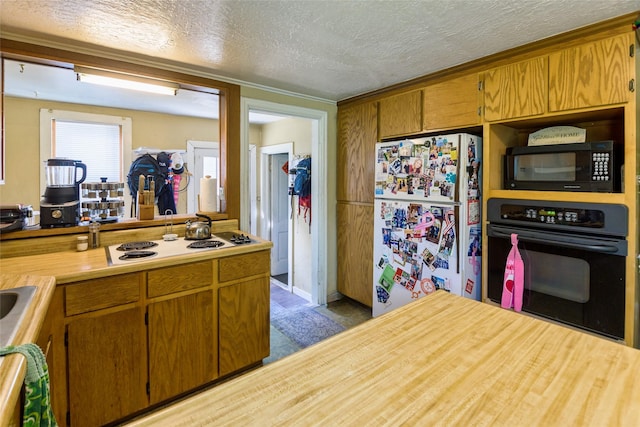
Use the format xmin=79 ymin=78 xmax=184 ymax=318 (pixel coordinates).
xmin=40 ymin=158 xmax=87 ymax=228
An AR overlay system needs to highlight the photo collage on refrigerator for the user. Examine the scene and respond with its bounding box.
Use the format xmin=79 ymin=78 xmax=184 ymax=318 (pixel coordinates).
xmin=373 ymin=135 xmax=482 ymax=312
xmin=374 ymin=137 xmax=458 ymax=201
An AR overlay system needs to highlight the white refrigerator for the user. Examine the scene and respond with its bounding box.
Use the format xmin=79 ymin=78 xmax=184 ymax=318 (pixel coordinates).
xmin=372 ymin=134 xmax=482 ymax=317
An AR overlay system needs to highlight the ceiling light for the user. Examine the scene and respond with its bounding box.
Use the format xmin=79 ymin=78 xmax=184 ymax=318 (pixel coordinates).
xmin=74 ymin=66 xmax=179 ymax=96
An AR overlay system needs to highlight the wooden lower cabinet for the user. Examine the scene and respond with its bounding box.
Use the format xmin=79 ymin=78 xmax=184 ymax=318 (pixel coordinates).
xmin=40 ymin=253 xmax=271 ymax=426
xmin=148 ymin=290 xmax=216 ymax=404
xmin=218 ymin=276 xmax=270 ymax=377
xmin=67 ymin=307 xmax=147 ymax=427
xmin=337 ymin=202 xmax=373 ymax=307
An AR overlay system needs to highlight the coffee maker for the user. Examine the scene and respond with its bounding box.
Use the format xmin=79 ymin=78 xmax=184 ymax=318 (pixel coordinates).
xmin=40 ymin=158 xmax=87 ymax=228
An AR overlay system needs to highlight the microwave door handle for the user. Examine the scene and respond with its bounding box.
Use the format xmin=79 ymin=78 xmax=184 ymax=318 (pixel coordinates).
xmin=489 ymin=229 xmax=619 ymax=254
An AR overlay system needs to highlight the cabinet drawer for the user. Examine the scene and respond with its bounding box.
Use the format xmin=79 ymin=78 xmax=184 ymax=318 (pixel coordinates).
xmin=218 ymin=251 xmax=270 ymax=283
xmin=65 ymin=273 xmax=141 ymax=316
xmin=147 ymin=260 xmax=213 ymax=298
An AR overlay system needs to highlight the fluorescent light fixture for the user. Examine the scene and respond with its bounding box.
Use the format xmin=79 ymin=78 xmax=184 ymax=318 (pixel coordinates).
xmin=74 ymin=66 xmax=179 ymax=96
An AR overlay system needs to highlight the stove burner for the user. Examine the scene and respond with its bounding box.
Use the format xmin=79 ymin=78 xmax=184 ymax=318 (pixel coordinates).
xmin=228 ymin=234 xmax=253 ymax=244
xmin=118 ymin=250 xmax=157 ymax=260
xmin=187 ymin=240 xmax=225 ymax=249
xmin=117 ymin=241 xmax=159 ymax=251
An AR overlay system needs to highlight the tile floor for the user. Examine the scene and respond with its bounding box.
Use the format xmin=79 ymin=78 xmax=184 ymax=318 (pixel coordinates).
xmin=265 ymin=280 xmax=372 ymax=364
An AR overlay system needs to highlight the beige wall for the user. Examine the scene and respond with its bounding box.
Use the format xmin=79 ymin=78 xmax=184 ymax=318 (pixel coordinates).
xmin=1 ymin=96 xmax=218 ymax=215
xmin=259 ymin=117 xmax=313 ymax=296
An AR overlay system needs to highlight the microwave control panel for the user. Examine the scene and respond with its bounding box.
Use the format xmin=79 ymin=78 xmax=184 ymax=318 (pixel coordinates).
xmin=592 ymin=152 xmax=611 ymax=182
xmin=499 ymin=203 xmax=605 ymax=228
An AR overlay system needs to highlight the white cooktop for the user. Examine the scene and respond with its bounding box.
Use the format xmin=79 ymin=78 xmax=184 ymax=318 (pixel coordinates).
xmin=106 ymin=235 xmax=235 ymax=266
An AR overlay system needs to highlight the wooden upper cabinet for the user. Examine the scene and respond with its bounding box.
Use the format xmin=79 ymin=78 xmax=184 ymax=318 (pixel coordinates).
xmin=337 ymin=101 xmax=377 ymax=203
xmin=424 ymin=73 xmax=481 ymax=130
xmin=378 ymin=90 xmax=423 ymax=138
xmin=549 ymin=34 xmax=632 ymax=112
xmin=483 ymin=56 xmax=547 ymax=121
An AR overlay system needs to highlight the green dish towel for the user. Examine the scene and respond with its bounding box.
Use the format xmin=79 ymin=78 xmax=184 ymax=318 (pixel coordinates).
xmin=0 ymin=343 xmax=57 ymax=427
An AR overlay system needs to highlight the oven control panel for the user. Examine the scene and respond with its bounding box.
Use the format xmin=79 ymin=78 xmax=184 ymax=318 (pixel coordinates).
xmin=499 ymin=204 xmax=605 ymax=228
xmin=487 ymin=198 xmax=628 ymax=237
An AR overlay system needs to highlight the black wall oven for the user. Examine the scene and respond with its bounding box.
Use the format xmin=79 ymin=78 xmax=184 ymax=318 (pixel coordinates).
xmin=486 ymin=198 xmax=628 ymax=341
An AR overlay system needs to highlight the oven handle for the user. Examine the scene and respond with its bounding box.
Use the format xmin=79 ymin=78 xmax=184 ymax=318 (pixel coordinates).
xmin=488 ymin=227 xmax=621 ymax=254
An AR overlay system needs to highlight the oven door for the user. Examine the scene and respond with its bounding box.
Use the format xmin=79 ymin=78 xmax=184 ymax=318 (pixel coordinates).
xmin=487 ymin=224 xmax=626 ymax=340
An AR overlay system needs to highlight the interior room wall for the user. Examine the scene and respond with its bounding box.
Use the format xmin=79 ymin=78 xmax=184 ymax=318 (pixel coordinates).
xmin=1 ymin=96 xmax=218 ymax=215
xmin=258 ymin=117 xmax=313 ymax=296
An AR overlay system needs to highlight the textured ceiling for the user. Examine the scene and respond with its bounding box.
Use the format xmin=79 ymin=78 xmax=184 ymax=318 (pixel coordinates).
xmin=1 ymin=0 xmax=639 ymax=102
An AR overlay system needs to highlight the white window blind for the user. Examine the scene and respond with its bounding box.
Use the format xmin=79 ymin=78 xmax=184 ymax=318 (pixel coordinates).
xmin=53 ymin=120 xmax=121 ymax=182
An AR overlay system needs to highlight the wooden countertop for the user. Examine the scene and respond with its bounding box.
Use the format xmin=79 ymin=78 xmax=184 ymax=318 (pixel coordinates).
xmin=0 ymin=274 xmax=56 ymax=427
xmin=0 ymin=213 xmax=229 ymax=241
xmin=126 ymin=291 xmax=640 ymax=426
xmin=0 ymin=234 xmax=272 ymax=284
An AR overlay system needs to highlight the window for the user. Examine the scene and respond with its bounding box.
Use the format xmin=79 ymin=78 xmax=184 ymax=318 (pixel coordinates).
xmin=40 ymin=109 xmax=133 ymax=215
xmin=54 ymin=121 xmax=121 ymax=182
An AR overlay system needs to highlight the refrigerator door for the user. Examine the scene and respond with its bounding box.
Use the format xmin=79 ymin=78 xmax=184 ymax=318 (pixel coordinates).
xmin=456 ymin=133 xmax=482 ymax=301
xmin=374 ymin=135 xmax=460 ymax=202
xmin=372 ymin=199 xmax=460 ymax=317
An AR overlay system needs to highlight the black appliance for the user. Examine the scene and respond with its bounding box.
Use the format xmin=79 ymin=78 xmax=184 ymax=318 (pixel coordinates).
xmin=40 ymin=158 xmax=87 ymax=228
xmin=504 ymin=141 xmax=621 ymax=192
xmin=486 ymin=198 xmax=628 ymax=341
xmin=215 ymin=232 xmax=255 ymax=245
xmin=0 ymin=205 xmax=31 ymax=232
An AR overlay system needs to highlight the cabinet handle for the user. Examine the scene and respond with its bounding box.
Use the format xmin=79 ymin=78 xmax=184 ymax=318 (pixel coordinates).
xmin=630 ymin=79 xmax=636 ymax=93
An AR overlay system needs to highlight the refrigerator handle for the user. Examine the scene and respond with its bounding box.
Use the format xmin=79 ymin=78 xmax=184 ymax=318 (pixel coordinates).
xmin=454 ymin=205 xmax=460 ymax=275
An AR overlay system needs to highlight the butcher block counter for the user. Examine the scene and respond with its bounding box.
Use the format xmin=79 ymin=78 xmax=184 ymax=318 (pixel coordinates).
xmin=0 ymin=274 xmax=56 ymax=427
xmin=0 ymin=229 xmax=273 ymax=426
xmin=127 ymin=291 xmax=640 ymax=427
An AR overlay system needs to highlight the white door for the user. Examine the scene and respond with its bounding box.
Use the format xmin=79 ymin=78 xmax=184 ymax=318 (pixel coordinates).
xmin=270 ymin=153 xmax=289 ymax=275
xmin=186 ymin=141 xmax=219 ymax=214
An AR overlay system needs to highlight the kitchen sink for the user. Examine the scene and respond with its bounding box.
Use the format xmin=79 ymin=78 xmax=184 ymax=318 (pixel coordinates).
xmin=0 ymin=286 xmax=36 ymax=347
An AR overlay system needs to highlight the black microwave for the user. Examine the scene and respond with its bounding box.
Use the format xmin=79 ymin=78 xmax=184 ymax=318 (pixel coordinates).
xmin=504 ymin=141 xmax=621 ymax=192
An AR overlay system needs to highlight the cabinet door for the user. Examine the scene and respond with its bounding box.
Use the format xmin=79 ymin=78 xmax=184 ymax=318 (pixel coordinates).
xmin=424 ymin=73 xmax=481 ymax=130
xmin=484 ymin=56 xmax=547 ymax=121
xmin=67 ymin=307 xmax=147 ymax=427
xmin=36 ymin=287 xmax=66 ymax=424
xmin=218 ymin=276 xmax=270 ymax=376
xmin=148 ymin=290 xmax=216 ymax=404
xmin=337 ymin=202 xmax=373 ymax=307
xmin=378 ymin=90 xmax=423 ymax=138
xmin=337 ymin=102 xmax=377 ymax=203
xmin=549 ymin=34 xmax=631 ymax=111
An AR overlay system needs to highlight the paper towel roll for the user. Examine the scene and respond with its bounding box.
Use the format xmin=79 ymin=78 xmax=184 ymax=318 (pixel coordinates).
xmin=199 ymin=176 xmax=218 ymax=212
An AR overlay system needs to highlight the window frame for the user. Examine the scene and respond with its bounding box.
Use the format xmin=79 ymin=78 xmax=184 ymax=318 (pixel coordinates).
xmin=39 ymin=109 xmax=132 ymax=216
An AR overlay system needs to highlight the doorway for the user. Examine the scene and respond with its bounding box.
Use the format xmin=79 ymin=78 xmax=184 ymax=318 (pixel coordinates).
xmin=186 ymin=141 xmax=219 ymax=214
xmin=260 ymin=144 xmax=293 ymax=292
xmin=240 ymin=98 xmax=328 ymax=306
xmin=270 ymin=153 xmax=290 ymax=278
